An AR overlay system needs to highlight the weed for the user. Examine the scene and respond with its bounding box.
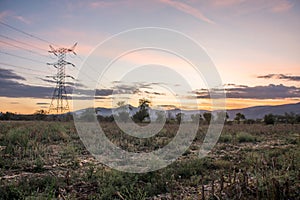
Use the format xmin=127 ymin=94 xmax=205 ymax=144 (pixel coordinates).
xmin=0 ymin=122 xmax=299 ymax=199
xmin=0 ymin=185 xmax=23 ymax=200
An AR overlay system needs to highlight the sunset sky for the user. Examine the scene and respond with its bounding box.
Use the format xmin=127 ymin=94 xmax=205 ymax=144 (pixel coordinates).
xmin=0 ymin=0 xmax=299 ymax=114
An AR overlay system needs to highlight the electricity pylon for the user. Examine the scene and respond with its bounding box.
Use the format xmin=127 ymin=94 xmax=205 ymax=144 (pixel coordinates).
xmin=47 ymin=43 xmax=77 ymax=114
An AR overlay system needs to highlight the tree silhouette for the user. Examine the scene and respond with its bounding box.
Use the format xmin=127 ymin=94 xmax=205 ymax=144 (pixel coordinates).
xmin=132 ymin=98 xmax=150 ymax=123
xmin=234 ymin=113 xmax=245 ymax=124
xmin=284 ymin=112 xmax=296 ymax=125
xmin=203 ymin=112 xmax=212 ymax=124
xmin=264 ymin=113 xmax=275 ymax=125
xmin=176 ymin=113 xmax=185 ymax=124
xmin=34 ymin=109 xmax=47 ymax=120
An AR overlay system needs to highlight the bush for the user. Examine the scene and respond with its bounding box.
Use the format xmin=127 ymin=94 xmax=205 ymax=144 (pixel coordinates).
xmin=264 ymin=113 xmax=275 ymax=125
xmin=237 ymin=132 xmax=257 ymax=143
xmin=218 ymin=134 xmax=232 ymax=143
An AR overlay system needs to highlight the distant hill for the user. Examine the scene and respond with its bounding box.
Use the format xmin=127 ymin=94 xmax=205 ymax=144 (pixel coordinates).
xmin=226 ymin=102 xmax=300 ymax=119
xmin=92 ymin=102 xmax=300 ymax=120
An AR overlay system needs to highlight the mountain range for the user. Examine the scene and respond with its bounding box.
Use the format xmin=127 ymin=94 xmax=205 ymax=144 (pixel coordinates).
xmin=225 ymin=102 xmax=300 ymax=119
xmin=93 ymin=102 xmax=300 ymax=120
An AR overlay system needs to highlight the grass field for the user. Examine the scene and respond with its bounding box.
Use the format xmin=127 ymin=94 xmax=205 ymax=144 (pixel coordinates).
xmin=0 ymin=121 xmax=299 ymax=199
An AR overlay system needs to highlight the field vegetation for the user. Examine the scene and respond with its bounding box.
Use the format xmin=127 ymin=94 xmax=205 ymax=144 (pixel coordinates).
xmin=0 ymin=120 xmax=299 ymax=199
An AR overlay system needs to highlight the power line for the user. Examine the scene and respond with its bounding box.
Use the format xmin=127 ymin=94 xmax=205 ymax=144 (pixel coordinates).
xmin=0 ymin=21 xmax=111 ymax=102
xmin=0 ymin=65 xmax=56 ymax=87
xmin=12 ymin=72 xmax=47 ymax=78
xmin=0 ymin=21 xmax=57 ymax=46
xmin=0 ymin=65 xmax=54 ymax=87
xmin=0 ymin=62 xmax=48 ymax=74
xmin=0 ymin=50 xmax=45 ymax=64
xmin=18 ymin=77 xmax=54 ymax=87
xmin=25 ymin=81 xmax=54 ymax=88
xmin=0 ymin=40 xmax=49 ymax=59
xmin=0 ymin=33 xmax=48 ymax=52
xmin=74 ymin=55 xmax=112 ymax=84
xmin=0 ymin=21 xmax=110 ymax=84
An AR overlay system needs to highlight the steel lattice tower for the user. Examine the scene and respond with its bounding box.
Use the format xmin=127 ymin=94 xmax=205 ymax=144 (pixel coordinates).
xmin=48 ymin=43 xmax=77 ymax=114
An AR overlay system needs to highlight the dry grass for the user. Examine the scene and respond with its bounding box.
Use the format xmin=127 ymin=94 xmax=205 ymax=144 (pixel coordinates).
xmin=0 ymin=121 xmax=299 ymax=199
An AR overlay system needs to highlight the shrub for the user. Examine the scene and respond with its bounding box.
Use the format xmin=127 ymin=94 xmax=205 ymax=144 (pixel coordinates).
xmin=218 ymin=134 xmax=232 ymax=143
xmin=264 ymin=113 xmax=275 ymax=125
xmin=237 ymin=132 xmax=257 ymax=143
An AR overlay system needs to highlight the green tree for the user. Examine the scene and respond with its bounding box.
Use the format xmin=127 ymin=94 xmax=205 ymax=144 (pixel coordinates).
xmin=264 ymin=113 xmax=275 ymax=125
xmin=34 ymin=109 xmax=47 ymax=115
xmin=234 ymin=113 xmax=245 ymax=124
xmin=34 ymin=109 xmax=47 ymax=120
xmin=296 ymin=114 xmax=300 ymax=123
xmin=284 ymin=112 xmax=296 ymax=125
xmin=176 ymin=113 xmax=185 ymax=124
xmin=1 ymin=112 xmax=15 ymax=120
xmin=132 ymin=98 xmax=151 ymax=123
xmin=203 ymin=112 xmax=212 ymax=124
xmin=276 ymin=115 xmax=286 ymax=123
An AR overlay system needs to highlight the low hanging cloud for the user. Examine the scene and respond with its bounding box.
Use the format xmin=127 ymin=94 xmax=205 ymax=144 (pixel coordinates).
xmin=0 ymin=68 xmax=147 ymax=99
xmin=257 ymin=74 xmax=300 ymax=81
xmin=0 ymin=68 xmax=58 ymax=99
xmin=40 ymin=78 xmax=86 ymax=88
xmin=95 ymin=89 xmax=114 ymax=96
xmin=193 ymin=84 xmax=300 ymax=99
xmin=0 ymin=68 xmax=26 ymax=81
xmin=110 ymin=81 xmax=159 ymax=95
xmin=0 ymin=79 xmax=54 ymax=98
xmin=144 ymin=90 xmax=166 ymax=96
xmin=157 ymin=104 xmax=178 ymax=109
xmin=226 ymin=84 xmax=300 ymax=99
xmin=224 ymin=83 xmax=248 ymax=88
xmin=3 ymin=68 xmax=298 ymax=101
xmin=36 ymin=102 xmax=50 ymax=105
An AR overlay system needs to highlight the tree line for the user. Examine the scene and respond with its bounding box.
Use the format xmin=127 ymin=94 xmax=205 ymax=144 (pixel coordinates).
xmin=1 ymin=101 xmax=300 ymax=125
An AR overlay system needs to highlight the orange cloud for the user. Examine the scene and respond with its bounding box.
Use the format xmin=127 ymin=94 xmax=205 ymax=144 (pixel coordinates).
xmin=158 ymin=0 xmax=215 ymax=24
